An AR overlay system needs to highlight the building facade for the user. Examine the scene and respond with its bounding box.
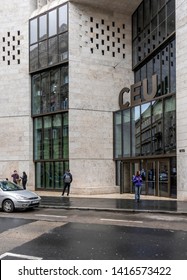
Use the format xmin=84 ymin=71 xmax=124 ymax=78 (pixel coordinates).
xmin=0 ymin=0 xmax=187 ymax=200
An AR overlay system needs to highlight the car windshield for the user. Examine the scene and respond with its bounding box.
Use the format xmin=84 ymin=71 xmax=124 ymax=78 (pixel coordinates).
xmin=0 ymin=181 xmax=23 ymax=191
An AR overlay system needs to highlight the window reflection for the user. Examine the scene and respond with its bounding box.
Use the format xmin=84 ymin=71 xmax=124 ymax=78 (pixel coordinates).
xmin=48 ymin=37 xmax=58 ymax=65
xmin=29 ymin=4 xmax=68 ymax=71
xmin=34 ymin=113 xmax=68 ymax=161
xmin=114 ymin=112 xmax=122 ymax=158
xmin=123 ymin=109 xmax=130 ymax=157
xmin=152 ymin=100 xmax=163 ymax=154
xmin=48 ymin=9 xmax=57 ymax=37
xmin=39 ymin=41 xmax=47 ymax=68
xmin=141 ymin=103 xmax=151 ymax=155
xmin=39 ymin=14 xmax=47 ymax=40
xmin=50 ymin=69 xmax=60 ymax=112
xmin=32 ymin=66 xmax=68 ymax=115
xmin=164 ymin=96 xmax=176 ymax=153
xmin=114 ymin=96 xmax=176 ymax=159
xmin=132 ymin=106 xmax=140 ymax=156
xmin=59 ymin=5 xmax=68 ymax=33
xmin=30 ymin=18 xmax=38 ymax=44
xmin=30 ymin=44 xmax=38 ymax=72
xmin=132 ymin=0 xmax=175 ymax=67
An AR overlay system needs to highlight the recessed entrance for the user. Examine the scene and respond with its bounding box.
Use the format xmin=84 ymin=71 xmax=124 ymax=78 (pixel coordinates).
xmin=120 ymin=157 xmax=176 ymax=198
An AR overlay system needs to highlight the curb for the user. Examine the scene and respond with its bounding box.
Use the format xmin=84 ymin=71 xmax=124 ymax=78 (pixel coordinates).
xmin=39 ymin=205 xmax=187 ymax=215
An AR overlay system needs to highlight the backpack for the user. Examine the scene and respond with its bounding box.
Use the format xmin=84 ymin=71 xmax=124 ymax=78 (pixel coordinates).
xmin=64 ymin=173 xmax=71 ymax=183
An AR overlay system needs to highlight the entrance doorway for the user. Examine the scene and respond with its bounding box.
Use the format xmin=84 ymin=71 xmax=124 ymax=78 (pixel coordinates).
xmin=122 ymin=158 xmax=174 ymax=197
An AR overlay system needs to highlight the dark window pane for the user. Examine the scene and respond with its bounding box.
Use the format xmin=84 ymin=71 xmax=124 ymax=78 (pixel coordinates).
xmin=159 ymin=6 xmax=166 ymax=24
xmin=59 ymin=32 xmax=68 ymax=61
xmin=39 ymin=40 xmax=48 ymax=68
xmin=30 ymin=44 xmax=38 ymax=71
xmin=41 ymin=72 xmax=50 ymax=113
xmin=123 ymin=109 xmax=131 ymax=157
xmin=153 ymin=53 xmax=161 ymax=96
xmin=132 ymin=106 xmax=140 ymax=156
xmin=50 ymin=69 xmax=60 ymax=112
xmin=53 ymin=115 xmax=62 ymax=159
xmin=44 ymin=116 xmax=52 ymax=159
xmin=141 ymin=103 xmax=152 ymax=155
xmin=63 ymin=113 xmax=69 ymax=158
xmin=132 ymin=11 xmax=137 ymax=39
xmin=161 ymin=46 xmax=169 ymax=94
xmin=167 ymin=13 xmax=175 ymax=36
xmin=170 ymin=40 xmax=176 ymax=93
xmin=137 ymin=3 xmax=143 ymax=33
xmin=164 ymin=96 xmax=176 ymax=153
xmin=32 ymin=74 xmax=41 ymax=115
xmin=60 ymin=66 xmax=69 ymax=110
xmin=152 ymin=100 xmax=163 ymax=154
xmin=158 ymin=20 xmax=166 ymax=44
xmin=151 ymin=0 xmax=158 ymax=17
xmin=144 ymin=0 xmax=150 ymax=27
xmin=114 ymin=111 xmax=122 ymax=158
xmin=48 ymin=37 xmax=58 ymax=65
xmin=34 ymin=118 xmax=42 ymax=160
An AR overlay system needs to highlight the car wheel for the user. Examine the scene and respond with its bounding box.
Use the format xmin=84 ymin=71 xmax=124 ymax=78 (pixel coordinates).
xmin=2 ymin=199 xmax=15 ymax=213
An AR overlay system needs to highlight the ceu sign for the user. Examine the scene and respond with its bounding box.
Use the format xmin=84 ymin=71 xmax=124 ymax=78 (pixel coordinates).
xmin=119 ymin=74 xmax=158 ymax=109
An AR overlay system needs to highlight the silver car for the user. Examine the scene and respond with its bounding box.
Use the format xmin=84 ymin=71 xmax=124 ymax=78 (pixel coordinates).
xmin=0 ymin=180 xmax=41 ymax=213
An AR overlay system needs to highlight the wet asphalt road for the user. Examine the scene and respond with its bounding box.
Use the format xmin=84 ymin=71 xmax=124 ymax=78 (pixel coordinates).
xmin=0 ymin=209 xmax=187 ymax=260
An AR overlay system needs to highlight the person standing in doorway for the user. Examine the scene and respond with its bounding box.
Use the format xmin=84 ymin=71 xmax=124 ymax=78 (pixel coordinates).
xmin=20 ymin=171 xmax=27 ymax=189
xmin=132 ymin=170 xmax=143 ymax=202
xmin=62 ymin=169 xmax=73 ymax=196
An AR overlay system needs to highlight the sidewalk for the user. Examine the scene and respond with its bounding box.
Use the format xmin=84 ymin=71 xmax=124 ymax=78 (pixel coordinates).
xmin=37 ymin=191 xmax=187 ymax=215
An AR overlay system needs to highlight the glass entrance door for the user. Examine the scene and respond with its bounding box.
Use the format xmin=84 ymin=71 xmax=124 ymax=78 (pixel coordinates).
xmin=146 ymin=159 xmax=170 ymax=197
xmin=146 ymin=160 xmax=156 ymax=195
xmin=158 ymin=160 xmax=170 ymax=197
xmin=126 ymin=158 xmax=171 ymax=197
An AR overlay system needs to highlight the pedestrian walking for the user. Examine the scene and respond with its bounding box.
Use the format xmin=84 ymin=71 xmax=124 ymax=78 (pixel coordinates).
xmin=11 ymin=170 xmax=20 ymax=184
xmin=62 ymin=169 xmax=73 ymax=196
xmin=20 ymin=171 xmax=27 ymax=189
xmin=132 ymin=170 xmax=143 ymax=202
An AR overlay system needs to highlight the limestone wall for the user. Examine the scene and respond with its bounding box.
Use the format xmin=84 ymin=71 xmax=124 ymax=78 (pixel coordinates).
xmin=68 ymin=3 xmax=134 ymax=193
xmin=176 ymin=0 xmax=187 ymax=200
xmin=0 ymin=0 xmax=36 ymax=188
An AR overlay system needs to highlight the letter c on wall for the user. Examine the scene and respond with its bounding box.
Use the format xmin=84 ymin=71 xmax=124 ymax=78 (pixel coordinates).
xmin=119 ymin=87 xmax=130 ymax=109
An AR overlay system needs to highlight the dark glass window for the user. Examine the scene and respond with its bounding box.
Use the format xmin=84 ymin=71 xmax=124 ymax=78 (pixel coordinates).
xmin=29 ymin=3 xmax=68 ymax=72
xmin=39 ymin=41 xmax=47 ymax=68
xmin=137 ymin=3 xmax=143 ymax=33
xmin=114 ymin=112 xmax=122 ymax=158
xmin=30 ymin=44 xmax=38 ymax=72
xmin=152 ymin=100 xmax=163 ymax=154
xmin=170 ymin=40 xmax=176 ymax=93
xmin=34 ymin=113 xmax=68 ymax=161
xmin=123 ymin=109 xmax=131 ymax=157
xmin=164 ymin=96 xmax=176 ymax=153
xmin=59 ymin=33 xmax=68 ymax=61
xmin=161 ymin=46 xmax=169 ymax=94
xmin=48 ymin=37 xmax=58 ymax=65
xmin=50 ymin=69 xmax=60 ymax=112
xmin=132 ymin=0 xmax=175 ymax=68
xmin=132 ymin=106 xmax=141 ymax=156
xmin=141 ymin=103 xmax=152 ymax=155
xmin=32 ymin=66 xmax=68 ymax=115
